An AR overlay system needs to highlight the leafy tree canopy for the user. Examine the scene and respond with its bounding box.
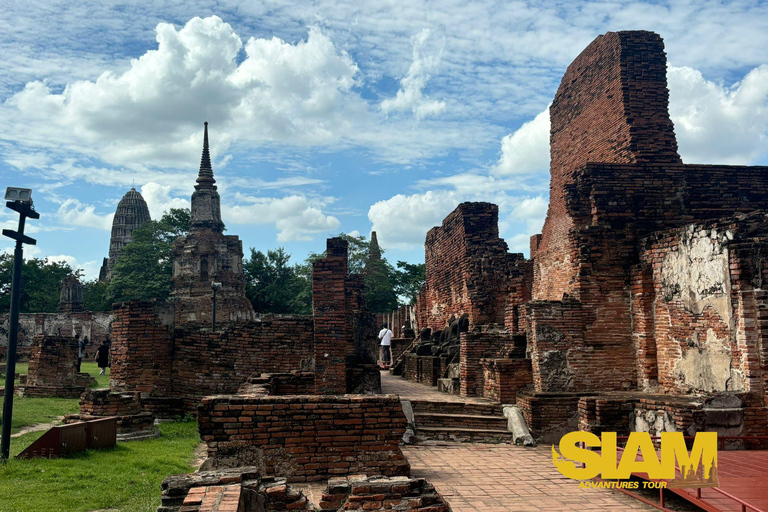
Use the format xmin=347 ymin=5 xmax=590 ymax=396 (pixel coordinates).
xmin=392 ymin=261 xmax=426 ymax=305
xmin=0 ymin=254 xmax=73 ymax=313
xmin=244 ymin=247 xmax=311 ymax=315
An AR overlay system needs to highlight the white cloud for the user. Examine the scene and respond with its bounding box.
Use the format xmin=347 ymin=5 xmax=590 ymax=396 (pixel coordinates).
xmin=3 ymin=17 xmax=367 ymax=169
xmin=57 ymin=198 xmax=113 ymax=230
xmin=669 ymin=65 xmax=768 ymax=165
xmin=140 ymin=182 xmax=190 ymax=219
xmin=380 ymin=29 xmax=446 ymax=120
xmin=223 ymin=195 xmax=340 ymax=241
xmin=492 ymin=107 xmax=550 ymax=176
xmin=46 ymin=254 xmax=102 ymax=280
xmin=368 ymin=190 xmax=458 ymax=249
xmin=46 ymin=254 xmax=78 ymax=270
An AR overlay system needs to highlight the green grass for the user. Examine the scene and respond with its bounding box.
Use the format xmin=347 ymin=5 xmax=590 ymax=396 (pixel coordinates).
xmin=0 ymin=396 xmax=80 ymax=434
xmin=1 ymin=362 xmax=114 ymax=435
xmin=0 ymin=418 xmax=200 ymax=512
xmin=79 ymin=361 xmax=111 ymax=389
xmin=3 ymin=361 xmax=109 ymax=389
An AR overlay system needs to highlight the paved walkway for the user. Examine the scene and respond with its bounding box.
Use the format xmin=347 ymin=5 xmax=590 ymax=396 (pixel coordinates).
xmin=404 ymin=443 xmax=654 ymax=512
xmin=381 ymin=371 xmax=493 ymax=404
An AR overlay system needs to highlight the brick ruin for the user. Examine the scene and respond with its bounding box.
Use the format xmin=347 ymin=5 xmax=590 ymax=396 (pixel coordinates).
xmin=16 ymin=335 xmax=92 ymax=397
xmin=171 ymin=122 xmax=255 ymax=327
xmin=398 ymin=30 xmax=768 ymax=442
xmin=19 ymin=29 xmax=766 ymax=511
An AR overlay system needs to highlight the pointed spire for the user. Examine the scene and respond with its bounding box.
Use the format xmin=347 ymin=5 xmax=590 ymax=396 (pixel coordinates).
xmin=369 ymin=231 xmax=382 ymax=260
xmin=196 ymin=121 xmax=215 ymax=190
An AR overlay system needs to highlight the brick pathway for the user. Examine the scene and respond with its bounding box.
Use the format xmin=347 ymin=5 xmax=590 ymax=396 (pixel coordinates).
xmin=403 ymin=443 xmax=655 ymax=512
xmin=381 ymin=371 xmax=493 ymax=404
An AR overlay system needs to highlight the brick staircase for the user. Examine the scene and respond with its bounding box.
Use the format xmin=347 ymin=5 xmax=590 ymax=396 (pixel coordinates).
xmin=409 ymin=400 xmax=512 ymax=443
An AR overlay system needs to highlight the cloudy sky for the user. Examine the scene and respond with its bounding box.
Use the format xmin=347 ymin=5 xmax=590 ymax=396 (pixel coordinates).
xmin=1 ymin=1 xmax=767 ymax=279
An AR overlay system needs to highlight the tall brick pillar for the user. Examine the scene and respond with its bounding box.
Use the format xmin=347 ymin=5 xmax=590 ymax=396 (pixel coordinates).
xmin=313 ymin=238 xmax=349 ymax=395
xmin=535 ymin=30 xmax=681 ymax=301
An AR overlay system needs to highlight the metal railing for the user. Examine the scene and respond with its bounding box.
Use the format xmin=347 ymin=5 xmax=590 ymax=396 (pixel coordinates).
xmin=593 ymin=435 xmax=768 ymax=512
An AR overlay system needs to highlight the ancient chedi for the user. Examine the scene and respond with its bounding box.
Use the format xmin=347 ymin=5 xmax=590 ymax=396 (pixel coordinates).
xmin=58 ymin=274 xmax=85 ymax=313
xmin=171 ymin=122 xmax=255 ymax=327
xmin=98 ymin=188 xmax=151 ymax=281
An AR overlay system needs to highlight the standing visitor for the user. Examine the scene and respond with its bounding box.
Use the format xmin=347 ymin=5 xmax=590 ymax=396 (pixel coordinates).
xmin=76 ymin=337 xmax=87 ymax=372
xmin=378 ymin=323 xmax=394 ymax=366
xmin=96 ymin=341 xmax=110 ymax=376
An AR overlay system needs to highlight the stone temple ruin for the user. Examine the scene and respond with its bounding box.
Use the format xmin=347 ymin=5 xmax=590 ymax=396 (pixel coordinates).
xmin=11 ymin=30 xmax=768 ymax=511
xmin=397 ymin=30 xmax=768 ymax=444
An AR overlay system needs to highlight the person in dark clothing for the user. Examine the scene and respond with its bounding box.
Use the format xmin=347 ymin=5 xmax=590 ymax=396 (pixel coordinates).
xmin=96 ymin=342 xmax=110 ymax=376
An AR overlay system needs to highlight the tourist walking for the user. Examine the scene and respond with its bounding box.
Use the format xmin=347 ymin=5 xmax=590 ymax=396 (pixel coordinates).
xmin=96 ymin=341 xmax=110 ymax=376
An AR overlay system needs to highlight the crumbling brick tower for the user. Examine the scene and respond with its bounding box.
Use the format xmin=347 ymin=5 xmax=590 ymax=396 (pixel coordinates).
xmin=171 ymin=122 xmax=255 ymax=327
xmin=528 ymin=29 xmax=768 ymax=421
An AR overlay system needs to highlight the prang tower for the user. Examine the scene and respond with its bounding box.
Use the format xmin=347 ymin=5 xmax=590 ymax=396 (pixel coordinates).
xmin=99 ymin=188 xmax=151 ymax=281
xmin=171 ymin=122 xmax=255 ymax=327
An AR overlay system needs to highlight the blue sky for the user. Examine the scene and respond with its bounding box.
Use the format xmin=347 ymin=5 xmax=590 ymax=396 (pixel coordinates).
xmin=1 ymin=0 xmax=767 ymax=280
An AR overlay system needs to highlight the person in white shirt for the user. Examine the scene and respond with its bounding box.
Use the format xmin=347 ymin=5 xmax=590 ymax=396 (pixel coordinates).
xmin=378 ymin=323 xmax=394 ymax=365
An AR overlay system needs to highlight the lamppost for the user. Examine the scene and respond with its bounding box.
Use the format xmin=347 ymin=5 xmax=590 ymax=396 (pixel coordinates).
xmin=211 ymin=281 xmax=222 ymax=332
xmin=1 ymin=187 xmax=39 ymax=461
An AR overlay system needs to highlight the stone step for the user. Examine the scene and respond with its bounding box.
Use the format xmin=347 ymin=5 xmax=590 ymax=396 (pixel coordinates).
xmin=414 ymin=412 xmax=509 ymax=430
xmin=417 ymin=426 xmax=513 ymax=443
xmin=409 ymin=399 xmax=503 ymax=417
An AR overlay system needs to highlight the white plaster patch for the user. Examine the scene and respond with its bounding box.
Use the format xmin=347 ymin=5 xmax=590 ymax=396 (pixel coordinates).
xmin=635 ymin=410 xmax=677 ymax=435
xmin=660 ymin=226 xmax=732 ymax=324
xmin=674 ymin=328 xmax=744 ymax=392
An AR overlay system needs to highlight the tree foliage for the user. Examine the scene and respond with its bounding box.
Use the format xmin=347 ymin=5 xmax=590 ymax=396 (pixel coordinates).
xmin=243 ymin=247 xmax=311 ymax=314
xmin=82 ymin=279 xmax=112 ymax=312
xmin=392 ymin=261 xmax=426 ymax=305
xmin=0 ymin=255 xmax=73 ymax=313
xmin=364 ymin=257 xmax=398 ymax=313
xmin=107 ymin=208 xmax=190 ymax=303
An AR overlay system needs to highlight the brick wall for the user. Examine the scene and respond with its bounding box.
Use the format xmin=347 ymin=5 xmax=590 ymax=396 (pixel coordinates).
xmin=197 ymin=395 xmax=410 ymax=482
xmin=516 ymin=390 xmax=580 ymax=442
xmin=318 ymin=475 xmax=449 ymax=512
xmin=21 ymin=335 xmax=89 ymax=398
xmin=172 ymin=317 xmax=313 ymax=411
xmin=110 ymin=300 xmax=174 ymax=396
xmin=0 ymin=311 xmax=112 ymax=349
xmin=424 ymin=202 xmax=526 ymax=331
xmin=459 ymin=329 xmax=515 ymax=396
xmin=536 ymin=31 xmax=680 ymax=302
xmin=110 ymin=300 xmax=315 ymax=412
xmin=633 ymin=214 xmax=768 ymax=397
xmin=313 ymin=238 xmax=349 ymax=395
xmin=480 ymin=358 xmax=533 ymax=404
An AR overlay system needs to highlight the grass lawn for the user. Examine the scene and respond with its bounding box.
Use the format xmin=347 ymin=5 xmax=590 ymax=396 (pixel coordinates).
xmin=0 ymin=395 xmax=80 ymax=434
xmin=0 ymin=418 xmax=200 ymax=512
xmin=0 ymin=362 xmax=112 ymax=435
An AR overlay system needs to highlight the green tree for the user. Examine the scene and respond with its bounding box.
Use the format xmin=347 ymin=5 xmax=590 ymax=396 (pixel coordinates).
xmin=298 ymin=232 xmax=399 ymax=313
xmin=244 ymin=247 xmax=311 ymax=314
xmin=82 ymin=279 xmax=112 ymax=311
xmin=392 ymin=261 xmax=426 ymax=305
xmin=364 ymin=257 xmax=398 ymax=313
xmin=107 ymin=208 xmax=190 ymax=303
xmin=0 ymin=255 xmax=73 ymax=313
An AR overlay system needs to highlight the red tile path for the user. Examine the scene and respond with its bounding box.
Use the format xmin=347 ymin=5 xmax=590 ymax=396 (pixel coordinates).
xmin=404 ymin=443 xmax=655 ymax=512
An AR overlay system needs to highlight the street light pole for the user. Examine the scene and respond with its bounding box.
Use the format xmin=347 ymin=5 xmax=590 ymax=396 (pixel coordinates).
xmin=1 ymin=189 xmax=39 ymax=461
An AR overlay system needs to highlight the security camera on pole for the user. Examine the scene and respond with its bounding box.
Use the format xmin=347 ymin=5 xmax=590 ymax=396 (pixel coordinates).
xmin=0 ymin=187 xmax=39 ymax=461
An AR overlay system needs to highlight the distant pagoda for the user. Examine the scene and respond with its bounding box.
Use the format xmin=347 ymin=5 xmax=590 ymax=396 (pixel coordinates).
xmin=99 ymin=188 xmax=151 ymax=281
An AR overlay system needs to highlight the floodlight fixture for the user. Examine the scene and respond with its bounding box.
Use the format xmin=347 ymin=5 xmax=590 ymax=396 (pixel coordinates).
xmin=4 ymin=187 xmax=33 ymax=204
